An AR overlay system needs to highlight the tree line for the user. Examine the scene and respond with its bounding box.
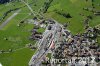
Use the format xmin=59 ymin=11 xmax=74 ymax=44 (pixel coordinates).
xmin=0 ymin=0 xmax=10 ymax=4
xmin=0 ymin=0 xmax=21 ymax=4
xmin=40 ymin=0 xmax=53 ymax=13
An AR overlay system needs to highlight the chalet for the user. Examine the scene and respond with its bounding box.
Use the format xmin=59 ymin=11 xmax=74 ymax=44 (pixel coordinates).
xmin=33 ymin=17 xmax=37 ymax=20
xmin=94 ymin=13 xmax=100 ymax=16
xmin=40 ymin=24 xmax=46 ymax=28
xmin=48 ymin=25 xmax=52 ymax=30
xmin=39 ymin=20 xmax=45 ymax=24
xmin=33 ymin=26 xmax=39 ymax=29
xmin=63 ymin=23 xmax=68 ymax=28
xmin=94 ymin=11 xmax=100 ymax=16
xmin=33 ymin=21 xmax=39 ymax=25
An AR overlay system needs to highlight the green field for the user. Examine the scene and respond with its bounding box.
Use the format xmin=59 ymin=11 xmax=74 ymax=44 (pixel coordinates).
xmin=46 ymin=0 xmax=100 ymax=34
xmin=0 ymin=0 xmax=100 ymax=66
xmin=0 ymin=48 xmax=35 ymax=66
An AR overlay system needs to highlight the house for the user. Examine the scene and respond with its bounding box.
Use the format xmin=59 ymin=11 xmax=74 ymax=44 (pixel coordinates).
xmin=40 ymin=24 xmax=46 ymax=28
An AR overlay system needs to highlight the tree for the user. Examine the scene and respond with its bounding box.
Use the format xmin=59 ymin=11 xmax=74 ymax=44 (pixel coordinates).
xmin=0 ymin=0 xmax=10 ymax=4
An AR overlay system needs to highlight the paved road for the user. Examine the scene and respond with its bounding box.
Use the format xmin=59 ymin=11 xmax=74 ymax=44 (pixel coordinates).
xmin=29 ymin=19 xmax=97 ymax=66
xmin=29 ymin=20 xmax=69 ymax=66
xmin=29 ymin=24 xmax=57 ymax=66
xmin=0 ymin=9 xmax=21 ymax=30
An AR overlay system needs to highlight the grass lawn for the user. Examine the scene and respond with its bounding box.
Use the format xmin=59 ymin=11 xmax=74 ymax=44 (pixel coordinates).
xmin=0 ymin=1 xmax=46 ymax=65
xmin=45 ymin=0 xmax=100 ymax=34
xmin=0 ymin=6 xmax=36 ymax=66
xmin=0 ymin=2 xmax=24 ymax=20
xmin=0 ymin=0 xmax=34 ymax=23
xmin=0 ymin=9 xmax=35 ymax=50
xmin=0 ymin=48 xmax=35 ymax=66
xmin=0 ymin=0 xmax=38 ymax=50
xmin=30 ymin=0 xmax=46 ymax=12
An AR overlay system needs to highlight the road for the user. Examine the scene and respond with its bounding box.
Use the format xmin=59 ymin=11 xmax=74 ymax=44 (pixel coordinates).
xmin=21 ymin=0 xmax=42 ymax=17
xmin=29 ymin=23 xmax=57 ymax=66
xmin=29 ymin=20 xmax=70 ymax=66
xmin=22 ymin=1 xmax=96 ymax=65
xmin=0 ymin=9 xmax=21 ymax=30
xmin=29 ymin=19 xmax=97 ymax=66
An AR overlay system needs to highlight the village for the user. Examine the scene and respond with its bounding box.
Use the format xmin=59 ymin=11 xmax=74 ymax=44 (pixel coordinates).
xmin=27 ymin=15 xmax=100 ymax=66
xmin=0 ymin=0 xmax=100 ymax=66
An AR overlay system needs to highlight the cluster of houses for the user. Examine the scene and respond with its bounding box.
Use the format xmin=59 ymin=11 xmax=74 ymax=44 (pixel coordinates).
xmin=51 ymin=26 xmax=100 ymax=66
xmin=29 ymin=26 xmax=42 ymax=40
xmin=28 ymin=17 xmax=100 ymax=66
xmin=29 ymin=17 xmax=100 ymax=66
xmin=29 ymin=17 xmax=56 ymax=41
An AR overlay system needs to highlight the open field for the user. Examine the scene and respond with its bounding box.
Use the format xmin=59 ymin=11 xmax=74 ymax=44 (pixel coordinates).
xmin=0 ymin=48 xmax=35 ymax=66
xmin=0 ymin=0 xmax=46 ymax=66
xmin=46 ymin=0 xmax=100 ymax=34
xmin=45 ymin=0 xmax=100 ymax=46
